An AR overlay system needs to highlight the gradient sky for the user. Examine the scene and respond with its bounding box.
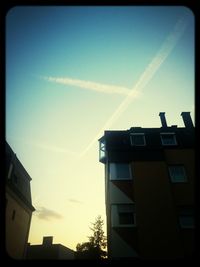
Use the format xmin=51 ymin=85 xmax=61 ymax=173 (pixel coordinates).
xmin=6 ymin=6 xmax=194 ymax=250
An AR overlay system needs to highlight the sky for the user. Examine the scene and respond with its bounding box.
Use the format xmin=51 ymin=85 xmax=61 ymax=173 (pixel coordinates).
xmin=6 ymin=6 xmax=194 ymax=251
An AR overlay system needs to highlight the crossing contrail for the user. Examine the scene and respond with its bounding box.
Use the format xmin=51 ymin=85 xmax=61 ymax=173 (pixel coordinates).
xmin=34 ymin=14 xmax=189 ymax=159
xmin=78 ymin=14 xmax=189 ymax=158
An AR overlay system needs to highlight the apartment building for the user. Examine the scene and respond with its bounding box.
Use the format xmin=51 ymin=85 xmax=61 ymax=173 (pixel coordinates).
xmin=99 ymin=112 xmax=195 ymax=259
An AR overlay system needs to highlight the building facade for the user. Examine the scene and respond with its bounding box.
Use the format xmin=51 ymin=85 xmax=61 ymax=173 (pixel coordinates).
xmin=26 ymin=236 xmax=75 ymax=259
xmin=99 ymin=112 xmax=195 ymax=260
xmin=6 ymin=142 xmax=35 ymax=259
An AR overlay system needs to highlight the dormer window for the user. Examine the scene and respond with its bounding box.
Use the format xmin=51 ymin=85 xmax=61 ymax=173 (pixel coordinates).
xmin=160 ymin=132 xmax=177 ymax=146
xmin=130 ymin=133 xmax=146 ymax=146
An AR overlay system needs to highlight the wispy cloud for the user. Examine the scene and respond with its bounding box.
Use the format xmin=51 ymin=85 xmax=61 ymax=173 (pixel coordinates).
xmin=41 ymin=75 xmax=136 ymax=96
xmin=67 ymin=198 xmax=83 ymax=204
xmin=79 ymin=14 xmax=189 ymax=158
xmin=35 ymin=207 xmax=63 ymax=221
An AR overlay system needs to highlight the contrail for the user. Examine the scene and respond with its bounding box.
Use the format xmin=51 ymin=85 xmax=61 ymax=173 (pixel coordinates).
xmin=8 ymin=137 xmax=79 ymax=157
xmin=33 ymin=142 xmax=79 ymax=157
xmin=79 ymin=15 xmax=189 ymax=158
xmin=41 ymin=76 xmax=133 ymax=96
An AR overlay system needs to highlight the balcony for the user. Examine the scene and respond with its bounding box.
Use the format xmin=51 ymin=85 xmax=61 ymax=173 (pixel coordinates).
xmin=99 ymin=139 xmax=106 ymax=163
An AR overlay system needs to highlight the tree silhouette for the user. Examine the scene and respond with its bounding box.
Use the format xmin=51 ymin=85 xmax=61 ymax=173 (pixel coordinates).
xmin=75 ymin=215 xmax=107 ymax=259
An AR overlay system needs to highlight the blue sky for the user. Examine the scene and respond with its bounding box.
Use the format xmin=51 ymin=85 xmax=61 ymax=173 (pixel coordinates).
xmin=6 ymin=6 xmax=194 ymax=250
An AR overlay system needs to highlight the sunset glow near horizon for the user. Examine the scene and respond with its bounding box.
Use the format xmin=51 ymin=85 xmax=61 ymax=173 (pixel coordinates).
xmin=6 ymin=6 xmax=194 ymax=251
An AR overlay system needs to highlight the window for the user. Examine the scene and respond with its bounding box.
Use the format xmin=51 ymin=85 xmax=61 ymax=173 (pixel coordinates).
xmin=109 ymin=163 xmax=132 ymax=180
xmin=12 ymin=210 xmax=16 ymax=221
xmin=178 ymin=207 xmax=194 ymax=229
xmin=111 ymin=204 xmax=136 ymax=227
xmin=160 ymin=133 xmax=177 ymax=145
xmin=130 ymin=133 xmax=146 ymax=146
xmin=168 ymin=165 xmax=187 ymax=183
xmin=119 ymin=212 xmax=134 ymax=224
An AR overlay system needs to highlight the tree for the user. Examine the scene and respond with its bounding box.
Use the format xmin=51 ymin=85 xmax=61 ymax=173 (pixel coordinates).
xmin=75 ymin=215 xmax=107 ymax=259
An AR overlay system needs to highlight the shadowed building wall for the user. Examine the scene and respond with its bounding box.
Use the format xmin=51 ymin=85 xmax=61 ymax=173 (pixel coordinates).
xmin=6 ymin=142 xmax=35 ymax=259
xmin=26 ymin=236 xmax=75 ymax=259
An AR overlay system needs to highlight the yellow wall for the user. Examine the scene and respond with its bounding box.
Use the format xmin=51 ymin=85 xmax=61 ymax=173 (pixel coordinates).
xmin=6 ymin=187 xmax=32 ymax=259
xmin=165 ymin=149 xmax=195 ymax=257
xmin=132 ymin=161 xmax=184 ymax=259
xmin=165 ymin=149 xmax=194 ymax=205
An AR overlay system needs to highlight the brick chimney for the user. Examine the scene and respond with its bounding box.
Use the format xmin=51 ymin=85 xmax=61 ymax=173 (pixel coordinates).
xmin=43 ymin=236 xmax=53 ymax=246
xmin=181 ymin=112 xmax=194 ymax=128
xmin=159 ymin=112 xmax=167 ymax=128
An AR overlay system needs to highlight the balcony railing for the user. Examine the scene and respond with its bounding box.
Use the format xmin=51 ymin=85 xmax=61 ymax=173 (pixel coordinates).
xmin=99 ymin=139 xmax=106 ymax=163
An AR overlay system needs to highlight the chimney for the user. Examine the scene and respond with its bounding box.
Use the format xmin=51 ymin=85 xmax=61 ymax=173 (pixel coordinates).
xmin=159 ymin=112 xmax=167 ymax=127
xmin=43 ymin=236 xmax=53 ymax=246
xmin=181 ymin=112 xmax=194 ymax=128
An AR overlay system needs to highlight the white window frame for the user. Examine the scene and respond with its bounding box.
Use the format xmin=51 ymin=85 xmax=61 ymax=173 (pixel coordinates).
xmin=111 ymin=204 xmax=136 ymax=227
xmin=160 ymin=132 xmax=177 ymax=146
xmin=130 ymin=133 xmax=146 ymax=146
xmin=109 ymin=163 xmax=132 ymax=181
xmin=168 ymin=165 xmax=187 ymax=183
